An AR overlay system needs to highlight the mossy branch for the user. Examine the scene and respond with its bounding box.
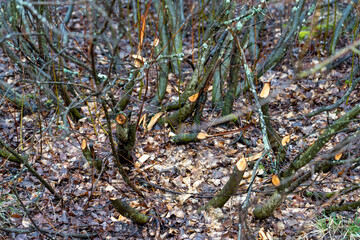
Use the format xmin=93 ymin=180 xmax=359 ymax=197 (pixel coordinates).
xmin=199 ymin=166 xmax=246 ymax=212
xmin=110 ymin=198 xmax=150 ymax=225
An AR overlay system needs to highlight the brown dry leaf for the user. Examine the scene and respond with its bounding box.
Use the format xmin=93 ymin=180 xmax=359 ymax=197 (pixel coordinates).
xmin=105 ymin=184 xmax=116 ymax=192
xmin=132 ymin=53 xmax=146 ymax=67
xmin=236 ymin=155 xmax=247 ymax=171
xmin=11 ymin=213 xmax=22 ymax=219
xmin=259 ymin=227 xmax=267 ymax=240
xmin=81 ymin=139 xmax=87 ymax=150
xmin=258 ymin=168 xmax=265 ymax=176
xmin=166 ymin=84 xmax=172 ymax=94
xmin=335 ymin=152 xmax=342 ymax=160
xmin=286 ymin=111 xmax=295 ymax=118
xmin=182 ymin=176 xmax=191 ymax=187
xmin=147 ymin=112 xmax=163 ymax=131
xmin=115 ymin=215 xmax=128 ymax=222
xmin=139 ymin=114 xmax=147 ymax=129
xmin=172 ymin=209 xmax=185 ymax=218
xmin=247 ymin=152 xmax=264 ymax=161
xmin=188 ymin=93 xmax=199 ymax=102
xmin=129 ymin=201 xmax=140 ymax=208
xmin=134 ymin=162 xmax=141 ymax=169
xmin=227 ymin=149 xmax=238 ymax=156
xmin=193 ymin=180 xmax=203 ymax=189
xmin=266 ymin=232 xmax=273 ymax=240
xmin=134 ymin=60 xmax=142 ymax=68
xmin=272 ymin=174 xmax=281 ymax=187
xmin=259 ymin=82 xmax=271 ymax=98
xmin=197 ymin=132 xmax=209 ymax=139
xmin=277 ymin=222 xmax=285 ymax=231
xmin=258 ymin=227 xmax=273 ymax=240
xmin=137 ymin=154 xmax=150 ymax=167
xmin=153 ymin=37 xmax=159 ymax=47
xmin=177 ymin=194 xmax=191 ymax=205
xmin=98 ymin=59 xmax=108 ymax=65
xmin=22 ymin=218 xmax=31 ymax=228
xmin=243 ymin=171 xmax=252 ymax=179
xmin=281 ymin=135 xmax=291 ymax=146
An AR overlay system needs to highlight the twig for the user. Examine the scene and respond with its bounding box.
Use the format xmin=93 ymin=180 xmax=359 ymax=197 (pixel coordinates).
xmin=242 ymin=151 xmax=267 ymax=210
xmin=85 ymin=156 xmax=109 ymax=207
xmin=236 ymin=35 xmax=275 ymax=169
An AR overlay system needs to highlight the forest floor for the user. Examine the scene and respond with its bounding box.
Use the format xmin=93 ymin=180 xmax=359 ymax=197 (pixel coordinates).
xmin=1 ymin=48 xmax=359 ymax=239
xmin=1 ymin=3 xmax=360 ymax=240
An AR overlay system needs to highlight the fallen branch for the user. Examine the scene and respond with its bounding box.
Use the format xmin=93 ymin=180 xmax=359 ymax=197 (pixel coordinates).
xmin=304 ymin=184 xmax=360 ymax=200
xmin=324 ymin=200 xmax=360 ymax=214
xmin=110 ymin=198 xmax=150 ymax=225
